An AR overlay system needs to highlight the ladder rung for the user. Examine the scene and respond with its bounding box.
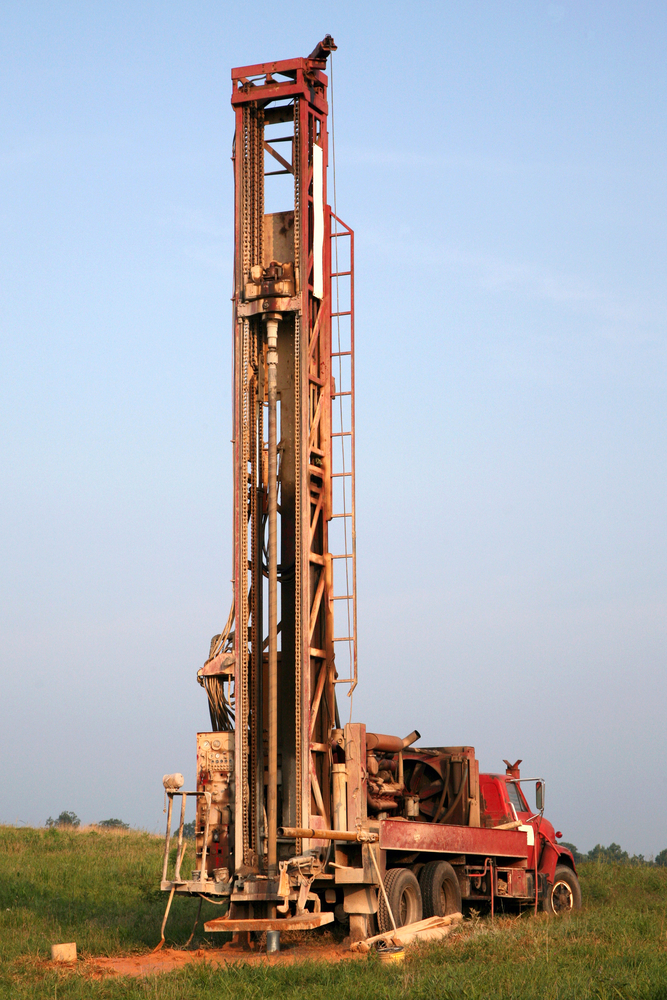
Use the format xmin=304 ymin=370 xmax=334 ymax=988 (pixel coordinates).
xmin=331 ymin=351 xmax=351 ymax=357
xmin=331 ymin=311 xmax=351 ymax=317
xmin=331 ymin=432 xmax=351 ymax=437
xmin=331 ymin=270 xmax=351 ymax=277
xmin=332 ymin=595 xmax=354 ymax=600
xmin=330 ymin=512 xmax=352 ymax=518
xmin=333 ymin=637 xmax=354 ymax=643
xmin=333 ymin=678 xmax=354 ymax=684
xmin=332 ymin=391 xmax=352 ymax=397
xmin=331 ymin=472 xmax=352 ymax=478
xmin=331 ymin=554 xmax=352 ymax=559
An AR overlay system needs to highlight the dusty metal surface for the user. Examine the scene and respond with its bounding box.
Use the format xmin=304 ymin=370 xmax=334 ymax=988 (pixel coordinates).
xmin=379 ymin=819 xmax=529 ymax=859
xmin=204 ymin=912 xmax=334 ymax=933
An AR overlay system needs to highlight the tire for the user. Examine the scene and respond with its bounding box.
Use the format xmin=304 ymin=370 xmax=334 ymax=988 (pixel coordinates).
xmin=419 ymin=860 xmax=462 ymax=918
xmin=377 ymin=868 xmax=423 ymax=932
xmin=543 ymin=865 xmax=582 ymax=915
xmin=409 ymin=862 xmax=425 ymax=880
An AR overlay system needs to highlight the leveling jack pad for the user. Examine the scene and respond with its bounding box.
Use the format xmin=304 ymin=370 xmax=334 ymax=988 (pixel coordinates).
xmin=204 ymin=912 xmax=334 ymax=933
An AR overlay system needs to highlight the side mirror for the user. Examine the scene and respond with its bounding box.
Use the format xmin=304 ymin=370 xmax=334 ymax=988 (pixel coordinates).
xmin=535 ymin=781 xmax=544 ymax=811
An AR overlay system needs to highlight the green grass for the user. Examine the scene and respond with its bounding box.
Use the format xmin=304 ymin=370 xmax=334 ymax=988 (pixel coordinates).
xmin=2 ymin=825 xmax=667 ymax=999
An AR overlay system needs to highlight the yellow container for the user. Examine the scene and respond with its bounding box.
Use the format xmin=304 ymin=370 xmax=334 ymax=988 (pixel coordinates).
xmin=378 ymin=946 xmax=405 ymax=965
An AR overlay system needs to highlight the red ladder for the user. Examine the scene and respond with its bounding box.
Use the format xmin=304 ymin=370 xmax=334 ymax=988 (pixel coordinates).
xmin=329 ymin=213 xmax=357 ymax=697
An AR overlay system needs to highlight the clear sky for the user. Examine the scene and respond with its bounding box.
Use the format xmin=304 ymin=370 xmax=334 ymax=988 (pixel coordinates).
xmin=2 ymin=2 xmax=665 ymax=856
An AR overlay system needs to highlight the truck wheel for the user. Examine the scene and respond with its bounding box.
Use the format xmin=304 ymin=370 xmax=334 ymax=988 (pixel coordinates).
xmin=419 ymin=860 xmax=462 ymax=917
xmin=377 ymin=868 xmax=423 ymax=932
xmin=543 ymin=865 xmax=582 ymax=915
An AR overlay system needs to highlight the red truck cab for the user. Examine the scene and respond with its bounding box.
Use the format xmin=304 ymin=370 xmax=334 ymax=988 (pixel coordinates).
xmin=479 ymin=760 xmax=580 ymax=913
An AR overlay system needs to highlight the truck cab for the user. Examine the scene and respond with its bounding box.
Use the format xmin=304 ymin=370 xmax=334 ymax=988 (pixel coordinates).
xmin=479 ymin=761 xmax=580 ymax=913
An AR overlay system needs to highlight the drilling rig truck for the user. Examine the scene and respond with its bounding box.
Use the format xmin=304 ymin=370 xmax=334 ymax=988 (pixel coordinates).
xmin=158 ymin=37 xmax=581 ymax=946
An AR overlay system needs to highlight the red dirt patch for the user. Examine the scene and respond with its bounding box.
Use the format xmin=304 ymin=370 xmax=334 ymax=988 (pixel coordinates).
xmin=86 ymin=940 xmax=362 ymax=978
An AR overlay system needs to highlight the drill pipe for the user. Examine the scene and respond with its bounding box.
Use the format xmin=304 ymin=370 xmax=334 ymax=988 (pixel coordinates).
xmin=278 ymin=826 xmax=378 ymax=842
xmin=266 ymin=315 xmax=280 ymax=877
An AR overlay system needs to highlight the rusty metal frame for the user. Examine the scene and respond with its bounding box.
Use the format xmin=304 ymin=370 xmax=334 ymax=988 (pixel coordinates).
xmin=300 ymin=94 xmax=333 ymax=834
xmin=230 ymin=44 xmax=343 ymax=871
xmin=379 ymin=819 xmax=529 ymax=860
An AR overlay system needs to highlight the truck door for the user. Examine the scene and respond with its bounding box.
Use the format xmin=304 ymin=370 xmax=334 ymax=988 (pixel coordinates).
xmin=505 ymin=780 xmax=538 ymax=869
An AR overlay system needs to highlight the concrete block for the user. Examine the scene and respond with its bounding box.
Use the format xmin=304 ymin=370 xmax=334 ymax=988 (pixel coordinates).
xmin=51 ymin=943 xmax=77 ymax=963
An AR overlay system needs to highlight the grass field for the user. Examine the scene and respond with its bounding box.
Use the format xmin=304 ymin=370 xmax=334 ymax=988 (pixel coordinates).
xmin=1 ymin=825 xmax=667 ymax=999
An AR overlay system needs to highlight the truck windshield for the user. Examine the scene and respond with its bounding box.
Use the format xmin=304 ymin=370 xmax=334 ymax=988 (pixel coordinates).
xmin=506 ymin=782 xmax=528 ymax=814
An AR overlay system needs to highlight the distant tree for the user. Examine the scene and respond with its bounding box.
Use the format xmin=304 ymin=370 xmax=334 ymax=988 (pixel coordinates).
xmin=182 ymin=821 xmax=196 ymax=838
xmin=97 ymin=818 xmax=129 ymax=830
xmin=559 ymin=842 xmax=584 ymax=863
xmin=585 ymin=843 xmax=648 ymax=864
xmin=46 ymin=811 xmax=81 ymax=829
xmin=587 ymin=843 xmax=628 ymax=863
xmin=655 ymin=848 xmax=667 ymax=867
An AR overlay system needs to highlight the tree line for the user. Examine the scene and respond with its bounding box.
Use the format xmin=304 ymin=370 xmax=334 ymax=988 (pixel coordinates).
xmin=41 ymin=813 xmax=667 ymax=866
xmin=560 ymin=841 xmax=667 ymax=866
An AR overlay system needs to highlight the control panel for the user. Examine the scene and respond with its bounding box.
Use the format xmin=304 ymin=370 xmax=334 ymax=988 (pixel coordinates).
xmin=196 ymin=732 xmax=234 ymax=876
xmin=197 ymin=735 xmax=233 ymax=774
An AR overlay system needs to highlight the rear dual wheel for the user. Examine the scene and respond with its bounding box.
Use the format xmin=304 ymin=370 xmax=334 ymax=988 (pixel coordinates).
xmin=419 ymin=860 xmax=462 ymax=917
xmin=377 ymin=868 xmax=422 ymax=933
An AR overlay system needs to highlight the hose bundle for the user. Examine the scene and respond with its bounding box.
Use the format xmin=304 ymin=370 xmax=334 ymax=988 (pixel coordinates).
xmin=197 ymin=602 xmax=235 ymax=731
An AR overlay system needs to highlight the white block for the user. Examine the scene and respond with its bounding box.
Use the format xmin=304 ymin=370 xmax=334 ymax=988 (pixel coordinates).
xmin=51 ymin=942 xmax=77 ymax=963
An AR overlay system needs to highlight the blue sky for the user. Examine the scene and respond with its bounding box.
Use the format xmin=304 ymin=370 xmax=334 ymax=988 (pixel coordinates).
xmin=1 ymin=2 xmax=666 ymax=855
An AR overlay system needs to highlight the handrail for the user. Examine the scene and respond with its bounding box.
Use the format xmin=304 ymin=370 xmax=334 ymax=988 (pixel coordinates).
xmin=161 ymin=790 xmax=211 ymax=886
